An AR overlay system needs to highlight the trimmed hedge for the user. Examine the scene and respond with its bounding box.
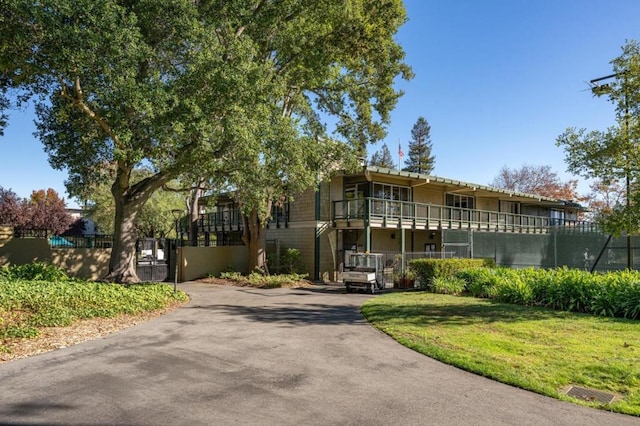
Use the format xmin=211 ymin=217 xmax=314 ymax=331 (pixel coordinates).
xmin=408 ymin=258 xmax=492 ymax=290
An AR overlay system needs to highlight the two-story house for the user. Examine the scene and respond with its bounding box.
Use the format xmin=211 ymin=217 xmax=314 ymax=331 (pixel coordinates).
xmin=198 ymin=166 xmax=591 ymax=282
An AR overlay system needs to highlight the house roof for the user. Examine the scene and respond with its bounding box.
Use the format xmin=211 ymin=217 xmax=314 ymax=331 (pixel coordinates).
xmin=355 ymin=166 xmax=586 ymax=210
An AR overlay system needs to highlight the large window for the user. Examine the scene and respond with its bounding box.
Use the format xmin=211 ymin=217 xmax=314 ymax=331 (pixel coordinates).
xmin=344 ymin=183 xmax=367 ymax=217
xmin=372 ymin=183 xmax=411 ymax=201
xmin=446 ymin=193 xmax=475 ymax=209
xmin=500 ymin=200 xmax=520 ymax=215
xmin=550 ymin=209 xmax=565 ymax=225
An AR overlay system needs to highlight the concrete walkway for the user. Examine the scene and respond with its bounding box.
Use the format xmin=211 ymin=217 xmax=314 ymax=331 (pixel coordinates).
xmin=0 ymin=282 xmax=637 ymax=425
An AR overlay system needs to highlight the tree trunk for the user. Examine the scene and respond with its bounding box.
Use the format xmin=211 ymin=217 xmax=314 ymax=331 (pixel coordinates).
xmin=103 ymin=167 xmax=170 ymax=284
xmin=105 ymin=196 xmax=142 ymax=283
xmin=242 ymin=207 xmax=268 ymax=273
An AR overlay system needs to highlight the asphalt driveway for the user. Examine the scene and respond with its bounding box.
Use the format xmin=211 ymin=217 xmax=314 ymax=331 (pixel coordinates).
xmin=1 ymin=282 xmax=637 ymax=425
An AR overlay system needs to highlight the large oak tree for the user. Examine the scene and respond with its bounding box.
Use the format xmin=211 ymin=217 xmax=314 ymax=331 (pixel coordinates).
xmin=1 ymin=0 xmax=411 ymax=280
xmin=216 ymin=0 xmax=412 ymax=271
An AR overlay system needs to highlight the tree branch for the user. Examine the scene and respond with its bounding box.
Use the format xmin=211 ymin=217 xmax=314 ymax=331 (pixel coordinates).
xmin=58 ymin=74 xmax=122 ymax=150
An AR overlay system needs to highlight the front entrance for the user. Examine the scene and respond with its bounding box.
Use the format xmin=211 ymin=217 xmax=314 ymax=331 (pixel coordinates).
xmin=136 ymin=238 xmax=170 ymax=282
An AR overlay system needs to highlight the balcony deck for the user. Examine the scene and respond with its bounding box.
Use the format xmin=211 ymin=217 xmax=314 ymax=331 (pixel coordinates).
xmin=180 ymin=211 xmax=289 ymax=234
xmin=332 ymin=198 xmax=596 ymax=233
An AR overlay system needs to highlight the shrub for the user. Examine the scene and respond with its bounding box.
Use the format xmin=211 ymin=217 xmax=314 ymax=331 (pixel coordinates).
xmin=220 ymin=271 xmax=243 ymax=281
xmin=492 ymin=271 xmax=534 ymax=305
xmin=456 ymin=266 xmax=640 ymax=320
xmin=267 ymin=248 xmax=306 ymax=274
xmin=281 ymin=248 xmax=306 ymax=274
xmin=245 ymin=272 xmax=309 ymax=288
xmin=432 ymin=276 xmax=466 ymax=295
xmin=456 ymin=268 xmax=496 ymax=298
xmin=218 ymin=271 xmax=309 ymax=288
xmin=409 ymin=258 xmax=489 ymax=290
xmin=0 ymin=263 xmax=69 ymax=282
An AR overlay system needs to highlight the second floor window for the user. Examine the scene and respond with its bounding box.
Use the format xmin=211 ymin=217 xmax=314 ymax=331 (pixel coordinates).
xmin=373 ymin=183 xmax=411 ymax=202
xmin=500 ymin=200 xmax=520 ymax=215
xmin=446 ymin=193 xmax=475 ymax=210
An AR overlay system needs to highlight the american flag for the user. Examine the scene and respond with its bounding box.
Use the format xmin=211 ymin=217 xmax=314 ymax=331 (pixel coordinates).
xmin=398 ymin=143 xmax=404 ymax=158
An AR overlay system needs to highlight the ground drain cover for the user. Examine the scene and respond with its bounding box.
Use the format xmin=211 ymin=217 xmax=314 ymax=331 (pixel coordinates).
xmin=564 ymin=385 xmax=619 ymax=404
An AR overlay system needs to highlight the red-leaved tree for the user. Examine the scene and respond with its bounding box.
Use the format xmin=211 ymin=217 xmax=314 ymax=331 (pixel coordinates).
xmin=0 ymin=187 xmax=25 ymax=227
xmin=23 ymin=189 xmax=74 ymax=235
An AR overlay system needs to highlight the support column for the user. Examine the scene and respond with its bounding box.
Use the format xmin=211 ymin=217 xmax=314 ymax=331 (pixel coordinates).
xmin=400 ymin=227 xmax=406 ymax=275
xmin=364 ymin=226 xmax=371 ymax=252
xmin=364 ymin=198 xmax=371 ymax=252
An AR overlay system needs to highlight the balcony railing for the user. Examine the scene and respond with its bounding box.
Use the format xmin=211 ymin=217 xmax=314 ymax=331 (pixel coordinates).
xmin=332 ymin=198 xmax=596 ymax=232
xmin=186 ymin=209 xmax=290 ymax=234
xmin=195 ymin=211 xmax=245 ymax=233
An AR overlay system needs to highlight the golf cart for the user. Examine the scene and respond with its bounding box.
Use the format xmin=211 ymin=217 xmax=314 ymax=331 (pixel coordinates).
xmin=343 ymin=252 xmax=386 ymax=294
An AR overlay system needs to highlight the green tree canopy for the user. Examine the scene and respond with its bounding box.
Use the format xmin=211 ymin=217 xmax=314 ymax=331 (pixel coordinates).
xmin=370 ymin=143 xmax=396 ymax=169
xmin=403 ymin=116 xmax=435 ymax=174
xmin=1 ymin=0 xmax=411 ymax=281
xmin=201 ymin=0 xmax=412 ymax=271
xmin=557 ymin=40 xmax=640 ymax=235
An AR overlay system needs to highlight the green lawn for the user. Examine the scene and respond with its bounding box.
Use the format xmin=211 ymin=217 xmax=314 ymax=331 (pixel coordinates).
xmin=362 ymin=292 xmax=640 ymax=416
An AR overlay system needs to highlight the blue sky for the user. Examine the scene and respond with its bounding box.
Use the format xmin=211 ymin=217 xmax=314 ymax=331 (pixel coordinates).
xmin=2 ymin=0 xmax=640 ymax=208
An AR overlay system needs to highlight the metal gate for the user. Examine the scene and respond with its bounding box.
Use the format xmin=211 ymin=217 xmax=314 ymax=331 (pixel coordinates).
xmin=136 ymin=238 xmax=170 ymax=282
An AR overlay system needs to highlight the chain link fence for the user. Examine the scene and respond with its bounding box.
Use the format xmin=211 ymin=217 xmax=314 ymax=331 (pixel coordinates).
xmin=444 ymin=228 xmax=639 ymax=271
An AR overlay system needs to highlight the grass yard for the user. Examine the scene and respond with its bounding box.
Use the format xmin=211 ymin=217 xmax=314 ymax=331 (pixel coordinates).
xmin=362 ymin=292 xmax=640 ymax=416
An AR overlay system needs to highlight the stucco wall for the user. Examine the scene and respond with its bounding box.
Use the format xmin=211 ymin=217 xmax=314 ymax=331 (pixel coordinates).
xmin=51 ymin=249 xmax=112 ymax=280
xmin=179 ymin=245 xmax=249 ymax=281
xmin=0 ymin=238 xmax=52 ymax=265
xmin=0 ymin=237 xmax=111 ymax=281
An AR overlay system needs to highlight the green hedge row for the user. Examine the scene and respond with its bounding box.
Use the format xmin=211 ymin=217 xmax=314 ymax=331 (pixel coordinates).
xmin=454 ymin=267 xmax=640 ymax=319
xmin=408 ymin=258 xmax=493 ymax=290
xmin=407 ymin=259 xmax=640 ymax=319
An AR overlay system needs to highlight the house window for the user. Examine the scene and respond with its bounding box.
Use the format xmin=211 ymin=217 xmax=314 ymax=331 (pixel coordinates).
xmin=550 ymin=209 xmax=565 ymax=224
xmin=500 ymin=200 xmax=520 ymax=215
xmin=345 ymin=183 xmax=367 ymax=216
xmin=345 ymin=183 xmax=366 ymax=201
xmin=372 ymin=183 xmax=411 ymax=201
xmin=446 ymin=193 xmax=475 ymax=209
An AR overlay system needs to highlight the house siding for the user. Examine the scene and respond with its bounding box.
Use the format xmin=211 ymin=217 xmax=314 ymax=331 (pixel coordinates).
xmin=266 ymin=225 xmax=316 ymax=276
xmin=412 ymin=187 xmax=443 ymax=204
xmin=289 ymin=189 xmax=316 ymax=222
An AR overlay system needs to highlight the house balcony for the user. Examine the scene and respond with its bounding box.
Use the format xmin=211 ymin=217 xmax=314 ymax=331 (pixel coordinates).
xmin=179 ymin=210 xmax=290 ymax=234
xmin=332 ymin=198 xmax=596 ymax=233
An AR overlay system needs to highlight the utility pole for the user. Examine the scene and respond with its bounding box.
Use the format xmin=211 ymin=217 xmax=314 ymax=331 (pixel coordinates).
xmin=590 ymin=72 xmax=632 ymax=269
